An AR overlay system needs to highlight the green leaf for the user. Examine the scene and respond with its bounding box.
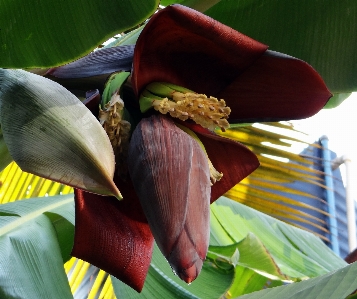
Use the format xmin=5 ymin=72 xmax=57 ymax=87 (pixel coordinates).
xmin=210 ymin=197 xmax=346 ymax=279
xmin=101 ymin=72 xmax=131 ymax=106
xmin=104 ymin=26 xmax=144 ymax=47
xmin=44 ymin=211 xmax=74 ymax=263
xmin=0 ymin=0 xmax=159 ymax=68
xmin=209 ymin=197 xmax=350 ymax=297
xmin=229 ymin=266 xmax=283 ymax=297
xmin=209 ymin=233 xmax=289 ymax=281
xmin=160 ymin=0 xmax=185 ymax=6
xmin=324 ymin=93 xmax=352 ymax=109
xmin=0 ymin=69 xmax=121 ymax=198
xmin=111 ymin=243 xmax=234 ymax=298
xmin=0 ymin=194 xmax=74 ymax=299
xmin=161 ymin=0 xmax=221 ymax=12
xmin=237 ymin=262 xmax=357 ymax=299
xmin=180 ymin=0 xmax=221 ymax=12
xmin=206 ymin=0 xmax=357 ymax=93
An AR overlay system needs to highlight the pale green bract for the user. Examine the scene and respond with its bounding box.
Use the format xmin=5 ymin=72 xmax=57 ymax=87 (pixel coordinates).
xmin=0 ymin=69 xmax=121 ymax=198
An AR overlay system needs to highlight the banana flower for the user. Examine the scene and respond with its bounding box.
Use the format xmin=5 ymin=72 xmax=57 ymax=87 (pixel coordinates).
xmin=43 ymin=4 xmax=331 ymax=292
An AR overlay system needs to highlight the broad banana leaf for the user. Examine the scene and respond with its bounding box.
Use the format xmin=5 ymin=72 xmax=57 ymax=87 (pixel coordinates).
xmin=0 ymin=191 xmax=348 ymax=298
xmin=0 ymin=195 xmax=74 ymax=299
xmin=0 ymin=0 xmax=159 ymax=67
xmin=238 ymin=261 xmax=357 ymax=299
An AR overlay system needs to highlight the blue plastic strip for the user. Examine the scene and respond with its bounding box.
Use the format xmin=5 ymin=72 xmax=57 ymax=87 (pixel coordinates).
xmin=320 ymin=136 xmax=340 ymax=256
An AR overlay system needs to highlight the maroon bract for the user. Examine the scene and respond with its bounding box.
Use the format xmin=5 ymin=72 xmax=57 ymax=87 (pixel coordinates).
xmin=132 ymin=5 xmax=331 ymax=122
xmin=128 ymin=115 xmax=211 ymax=283
xmin=132 ymin=5 xmax=268 ymax=98
xmin=177 ymin=121 xmax=260 ymax=203
xmin=72 ymin=177 xmax=154 ymax=292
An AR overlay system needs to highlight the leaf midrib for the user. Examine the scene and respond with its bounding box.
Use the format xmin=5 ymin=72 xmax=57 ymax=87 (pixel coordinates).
xmin=0 ymin=196 xmax=73 ymax=236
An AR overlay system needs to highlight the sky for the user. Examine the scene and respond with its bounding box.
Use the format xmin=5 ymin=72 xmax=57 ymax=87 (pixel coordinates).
xmin=291 ymin=93 xmax=357 ymax=201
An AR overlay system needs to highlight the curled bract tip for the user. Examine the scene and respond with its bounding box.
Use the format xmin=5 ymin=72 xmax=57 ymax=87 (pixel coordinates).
xmin=177 ymin=259 xmax=204 ymax=284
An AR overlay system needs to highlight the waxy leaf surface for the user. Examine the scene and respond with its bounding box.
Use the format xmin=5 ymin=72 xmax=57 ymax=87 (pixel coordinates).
xmin=0 ymin=195 xmax=74 ymax=299
xmin=0 ymin=0 xmax=159 ymax=67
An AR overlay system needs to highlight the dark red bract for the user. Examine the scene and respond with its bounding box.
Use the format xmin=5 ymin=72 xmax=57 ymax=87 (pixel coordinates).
xmin=132 ymin=5 xmax=331 ymax=122
xmin=127 ymin=115 xmax=211 ymax=283
xmin=72 ymin=178 xmax=154 ymax=292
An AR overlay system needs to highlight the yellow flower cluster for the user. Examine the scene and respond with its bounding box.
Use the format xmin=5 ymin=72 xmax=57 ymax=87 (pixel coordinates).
xmin=152 ymin=92 xmax=231 ymax=132
xmin=99 ymin=94 xmax=131 ymax=157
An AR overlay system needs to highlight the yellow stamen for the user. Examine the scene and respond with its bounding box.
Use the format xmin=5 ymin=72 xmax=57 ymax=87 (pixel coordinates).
xmin=152 ymin=92 xmax=231 ymax=132
xmin=99 ymin=93 xmax=131 ymax=157
xmin=176 ymin=123 xmax=223 ymax=185
xmin=208 ymin=159 xmax=223 ymax=186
